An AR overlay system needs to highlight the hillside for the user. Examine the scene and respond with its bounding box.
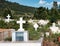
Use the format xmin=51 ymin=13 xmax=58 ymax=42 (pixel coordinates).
xmin=0 ymin=0 xmax=35 ymax=19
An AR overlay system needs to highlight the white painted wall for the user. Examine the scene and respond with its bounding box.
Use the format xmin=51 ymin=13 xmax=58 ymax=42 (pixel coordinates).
xmin=0 ymin=43 xmax=41 ymax=46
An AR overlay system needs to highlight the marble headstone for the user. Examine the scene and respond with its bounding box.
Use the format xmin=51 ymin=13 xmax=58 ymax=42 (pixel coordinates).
xmin=33 ymin=23 xmax=39 ymax=31
xmin=12 ymin=17 xmax=28 ymax=42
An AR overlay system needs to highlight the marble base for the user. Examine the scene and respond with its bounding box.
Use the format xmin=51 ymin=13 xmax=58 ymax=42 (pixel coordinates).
xmin=12 ymin=31 xmax=28 ymax=42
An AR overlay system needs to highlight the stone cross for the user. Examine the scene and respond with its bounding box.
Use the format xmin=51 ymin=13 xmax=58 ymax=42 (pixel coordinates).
xmin=17 ymin=17 xmax=26 ymax=31
xmin=6 ymin=14 xmax=11 ymax=22
xmin=33 ymin=23 xmax=39 ymax=31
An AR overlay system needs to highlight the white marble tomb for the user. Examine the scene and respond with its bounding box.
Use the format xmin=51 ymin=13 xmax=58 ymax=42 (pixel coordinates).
xmin=12 ymin=17 xmax=28 ymax=42
xmin=38 ymin=19 xmax=49 ymax=26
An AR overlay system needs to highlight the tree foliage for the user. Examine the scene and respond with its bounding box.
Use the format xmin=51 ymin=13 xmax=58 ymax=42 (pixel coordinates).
xmin=34 ymin=1 xmax=60 ymax=23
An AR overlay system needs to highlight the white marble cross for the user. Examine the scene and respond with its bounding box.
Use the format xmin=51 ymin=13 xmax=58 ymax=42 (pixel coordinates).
xmin=17 ymin=17 xmax=26 ymax=31
xmin=50 ymin=23 xmax=59 ymax=33
xmin=33 ymin=23 xmax=39 ymax=31
xmin=7 ymin=14 xmax=11 ymax=18
xmin=6 ymin=14 xmax=11 ymax=22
